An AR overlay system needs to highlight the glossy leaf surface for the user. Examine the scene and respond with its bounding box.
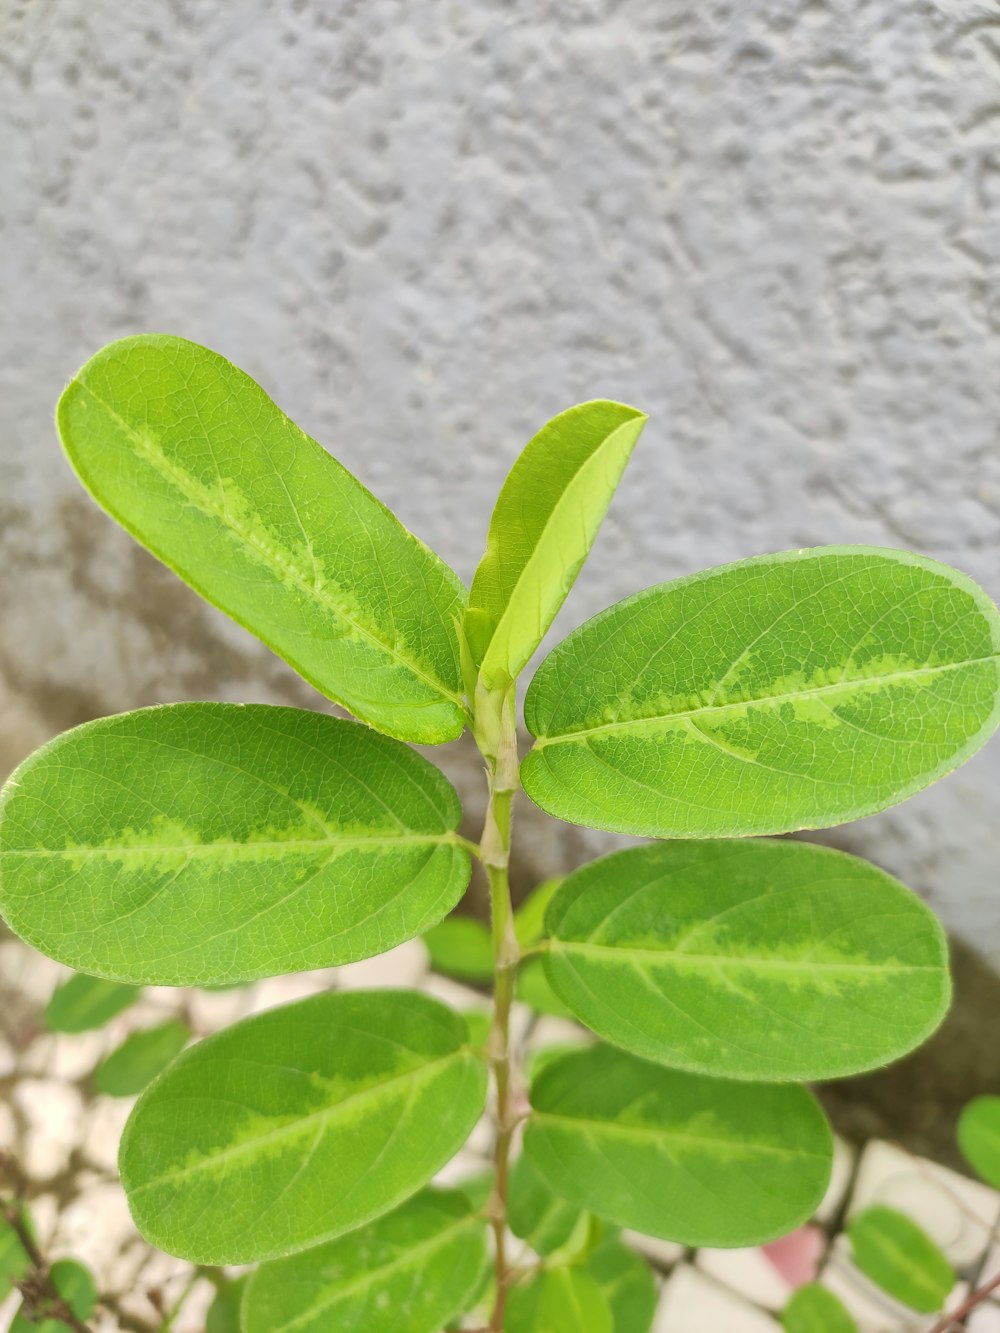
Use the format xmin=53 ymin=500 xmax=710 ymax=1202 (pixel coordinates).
xmin=243 ymin=1188 xmax=488 ymax=1333
xmin=542 ymin=840 xmax=949 ymax=1081
xmin=467 ymin=400 xmax=646 ymax=684
xmin=957 ymin=1095 xmax=1000 ymax=1189
xmin=43 ymin=974 xmax=140 ymax=1033
xmin=782 ymin=1284 xmax=857 ymax=1333
xmin=119 ymin=990 xmax=487 ymax=1263
xmin=57 ymin=335 xmax=467 ymax=743
xmin=0 ymin=704 xmax=469 ymax=985
xmin=95 ymin=1020 xmax=191 ymax=1096
xmin=523 ymin=548 xmax=1000 ymax=836
xmin=506 ymin=1267 xmax=613 ymax=1333
xmin=524 ymin=1045 xmax=832 ymax=1247
xmin=848 ymin=1206 xmax=953 ymax=1313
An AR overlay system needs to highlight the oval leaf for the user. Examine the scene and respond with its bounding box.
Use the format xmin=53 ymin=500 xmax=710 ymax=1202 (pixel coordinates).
xmin=542 ymin=840 xmax=949 ymax=1081
xmin=95 ymin=1020 xmax=191 ymax=1097
xmin=44 ymin=973 xmax=141 ymax=1033
xmin=57 ymin=335 xmax=467 ymax=743
xmin=244 ymin=1188 xmax=488 ymax=1333
xmin=206 ymin=1278 xmax=248 ymax=1333
xmin=782 ymin=1284 xmax=857 ymax=1333
xmin=524 ymin=1045 xmax=832 ymax=1247
xmin=0 ymin=704 xmax=470 ymax=985
xmin=507 ymin=1267 xmax=613 ymax=1333
xmin=523 ymin=547 xmax=1000 ymax=836
xmin=847 ymin=1205 xmax=953 ymax=1313
xmin=957 ymin=1095 xmax=1000 ymax=1189
xmin=467 ymin=400 xmax=646 ymax=684
xmin=119 ymin=990 xmax=488 ymax=1263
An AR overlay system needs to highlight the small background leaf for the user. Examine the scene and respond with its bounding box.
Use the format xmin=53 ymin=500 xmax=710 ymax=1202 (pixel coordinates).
xmin=0 ymin=1207 xmax=33 ymax=1302
xmin=847 ymin=1205 xmax=954 ymax=1313
xmin=11 ymin=1258 xmax=97 ymax=1333
xmin=205 ymin=1276 xmax=248 ymax=1333
xmin=44 ymin=974 xmax=140 ymax=1034
xmin=957 ymin=1095 xmax=1000 ymax=1189
xmin=95 ymin=1020 xmax=191 ymax=1097
xmin=508 ymin=1153 xmax=589 ymax=1257
xmin=119 ymin=989 xmax=487 ymax=1263
xmin=423 ymin=917 xmax=493 ymax=983
xmin=782 ymin=1283 xmax=857 ymax=1333
xmin=514 ymin=878 xmax=563 ymax=948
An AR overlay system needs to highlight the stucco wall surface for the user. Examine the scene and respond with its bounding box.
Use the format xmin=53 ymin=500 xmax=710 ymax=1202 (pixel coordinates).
xmin=2 ymin=0 xmax=1000 ymax=954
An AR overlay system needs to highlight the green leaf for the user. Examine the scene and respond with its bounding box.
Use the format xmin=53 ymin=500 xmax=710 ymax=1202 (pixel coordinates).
xmin=423 ymin=916 xmax=493 ymax=983
xmin=542 ymin=840 xmax=949 ymax=1081
xmin=43 ymin=973 xmax=140 ymax=1033
xmin=782 ymin=1284 xmax=857 ymax=1333
xmin=585 ymin=1233 xmax=657 ymax=1333
xmin=0 ymin=1207 xmax=32 ymax=1302
xmin=524 ymin=1045 xmax=832 ymax=1247
xmin=11 ymin=1258 xmax=97 ymax=1333
xmin=514 ymin=878 xmax=563 ymax=948
xmin=95 ymin=1020 xmax=191 ymax=1096
xmin=523 ymin=547 xmax=1000 ymax=837
xmin=56 ymin=335 xmax=467 ymax=744
xmin=847 ymin=1205 xmax=953 ymax=1313
xmin=508 ymin=1152 xmax=589 ymax=1257
xmin=507 ymin=1267 xmax=613 ymax=1333
xmin=957 ymin=1095 xmax=1000 ymax=1189
xmin=0 ymin=704 xmax=470 ymax=985
xmin=205 ymin=1277 xmax=248 ymax=1333
xmin=119 ymin=989 xmax=487 ymax=1264
xmin=517 ymin=958 xmax=575 ymax=1018
xmin=243 ymin=1188 xmax=488 ymax=1333
xmin=466 ymin=401 xmax=646 ymax=685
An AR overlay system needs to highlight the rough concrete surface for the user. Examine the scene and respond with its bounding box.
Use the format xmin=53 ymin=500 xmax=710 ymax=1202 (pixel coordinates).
xmin=2 ymin=0 xmax=1000 ymax=956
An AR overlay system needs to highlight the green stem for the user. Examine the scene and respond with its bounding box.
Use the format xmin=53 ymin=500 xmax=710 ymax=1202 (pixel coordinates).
xmin=474 ymin=681 xmax=521 ymax=1333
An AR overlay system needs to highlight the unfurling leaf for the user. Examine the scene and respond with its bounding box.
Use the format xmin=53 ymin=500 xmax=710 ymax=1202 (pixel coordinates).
xmin=467 ymin=400 xmax=646 ymax=684
xmin=957 ymin=1095 xmax=1000 ymax=1189
xmin=119 ymin=990 xmax=487 ymax=1263
xmin=523 ymin=1045 xmax=832 ymax=1247
xmin=523 ymin=547 xmax=1000 ymax=836
xmin=542 ymin=840 xmax=949 ymax=1081
xmin=847 ymin=1205 xmax=953 ymax=1312
xmin=57 ymin=336 xmax=467 ymax=743
xmin=0 ymin=704 xmax=470 ymax=985
xmin=243 ymin=1188 xmax=488 ymax=1333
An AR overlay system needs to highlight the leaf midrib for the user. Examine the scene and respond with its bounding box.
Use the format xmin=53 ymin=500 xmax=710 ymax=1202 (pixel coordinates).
xmin=267 ymin=1212 xmax=479 ymax=1333
xmin=548 ymin=940 xmax=939 ymax=975
xmin=532 ymin=655 xmax=1000 ymax=745
xmin=129 ymin=1047 xmax=474 ymax=1194
xmin=9 ymin=831 xmax=460 ymax=859
xmin=532 ymin=1111 xmax=827 ymax=1161
xmin=75 ymin=380 xmax=464 ymax=707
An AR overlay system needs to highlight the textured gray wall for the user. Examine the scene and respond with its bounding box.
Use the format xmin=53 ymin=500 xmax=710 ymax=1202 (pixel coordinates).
xmin=3 ymin=0 xmax=1000 ymax=954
